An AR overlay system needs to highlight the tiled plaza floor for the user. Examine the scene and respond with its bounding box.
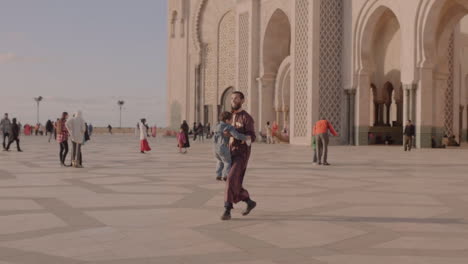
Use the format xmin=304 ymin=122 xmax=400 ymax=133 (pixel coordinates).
xmin=0 ymin=135 xmax=467 ymax=263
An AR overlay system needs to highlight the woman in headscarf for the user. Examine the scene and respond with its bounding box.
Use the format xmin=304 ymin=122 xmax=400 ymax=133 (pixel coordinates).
xmin=139 ymin=118 xmax=151 ymax=153
xmin=66 ymin=111 xmax=86 ymax=168
xmin=180 ymin=120 xmax=190 ymax=151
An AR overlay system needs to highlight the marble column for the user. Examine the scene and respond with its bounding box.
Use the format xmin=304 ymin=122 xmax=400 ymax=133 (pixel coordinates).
xmin=355 ymin=73 xmax=371 ymax=146
xmin=257 ymin=74 xmax=276 ymax=134
xmin=403 ymin=83 xmax=417 ymax=124
xmin=345 ymin=89 xmax=356 ymax=145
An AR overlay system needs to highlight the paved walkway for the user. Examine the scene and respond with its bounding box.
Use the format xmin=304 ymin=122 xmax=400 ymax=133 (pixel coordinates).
xmin=0 ymin=135 xmax=467 ymax=263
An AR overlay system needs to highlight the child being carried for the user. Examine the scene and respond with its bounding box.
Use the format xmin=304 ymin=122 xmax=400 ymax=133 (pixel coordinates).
xmin=213 ymin=111 xmax=251 ymax=181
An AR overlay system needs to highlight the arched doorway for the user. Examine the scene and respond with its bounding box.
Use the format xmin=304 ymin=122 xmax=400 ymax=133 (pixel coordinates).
xmin=358 ymin=6 xmax=403 ymax=145
xmin=219 ymin=87 xmax=234 ymax=118
xmin=260 ymin=9 xmax=291 ymax=139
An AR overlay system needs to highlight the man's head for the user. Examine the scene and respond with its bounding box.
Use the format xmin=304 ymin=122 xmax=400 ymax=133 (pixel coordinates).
xmin=231 ymin=91 xmax=245 ymax=111
xmin=12 ymin=118 xmax=16 ymax=124
xmin=267 ymin=121 xmax=270 ymax=125
xmin=220 ymin=111 xmax=233 ymax=124
xmin=4 ymin=113 xmax=8 ymax=119
xmin=407 ymin=120 xmax=412 ymax=125
xmin=61 ymin=112 xmax=68 ymax=120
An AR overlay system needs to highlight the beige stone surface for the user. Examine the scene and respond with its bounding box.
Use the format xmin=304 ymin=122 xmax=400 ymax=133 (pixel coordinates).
xmin=0 ymin=135 xmax=467 ymax=263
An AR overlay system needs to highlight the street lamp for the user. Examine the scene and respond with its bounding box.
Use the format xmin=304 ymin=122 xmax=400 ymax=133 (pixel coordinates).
xmin=34 ymin=96 xmax=43 ymax=124
xmin=117 ymin=100 xmax=125 ymax=128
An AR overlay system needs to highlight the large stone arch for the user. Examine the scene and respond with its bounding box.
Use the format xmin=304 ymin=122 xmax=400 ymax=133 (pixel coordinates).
xmin=274 ymin=56 xmax=291 ymax=133
xmin=193 ymin=0 xmax=236 ymax=125
xmin=354 ymin=3 xmax=403 ymax=145
xmin=418 ymin=0 xmax=468 ymax=144
xmin=259 ymin=8 xmax=291 ymax=135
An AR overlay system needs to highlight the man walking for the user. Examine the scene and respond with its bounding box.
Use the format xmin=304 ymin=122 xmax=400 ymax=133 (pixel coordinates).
xmin=66 ymin=111 xmax=87 ymax=168
xmin=222 ymin=91 xmax=257 ymax=221
xmin=403 ymin=120 xmax=415 ymax=151
xmin=5 ymin=118 xmax=22 ymax=152
xmin=313 ymin=118 xmax=338 ymax=166
xmin=0 ymin=113 xmax=11 ymax=150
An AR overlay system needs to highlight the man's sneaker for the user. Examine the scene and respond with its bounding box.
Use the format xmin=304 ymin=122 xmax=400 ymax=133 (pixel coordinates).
xmin=222 ymin=177 xmax=227 ymax=181
xmin=323 ymin=162 xmax=330 ymax=166
xmin=221 ymin=210 xmax=231 ymax=221
xmin=318 ymin=162 xmax=322 ymax=165
xmin=242 ymin=200 xmax=257 ymax=216
xmin=216 ymin=176 xmax=222 ymax=181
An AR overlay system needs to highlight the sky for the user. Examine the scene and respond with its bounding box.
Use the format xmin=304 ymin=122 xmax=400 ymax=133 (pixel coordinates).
xmin=0 ymin=0 xmax=167 ymax=127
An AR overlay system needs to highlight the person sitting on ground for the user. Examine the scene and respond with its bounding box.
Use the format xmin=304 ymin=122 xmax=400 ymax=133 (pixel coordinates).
xmin=441 ymin=134 xmax=449 ymax=148
xmin=448 ymin=135 xmax=460 ymax=147
xmin=213 ymin=111 xmax=251 ymax=181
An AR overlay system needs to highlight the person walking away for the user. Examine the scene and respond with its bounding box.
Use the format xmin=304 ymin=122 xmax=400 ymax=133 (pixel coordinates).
xmin=403 ymin=120 xmax=415 ymax=151
xmin=206 ymin=123 xmax=211 ymax=139
xmin=5 ymin=118 xmax=22 ymax=152
xmin=222 ymin=91 xmax=257 ymax=221
xmin=79 ymin=123 xmax=91 ymax=166
xmin=314 ymin=118 xmax=338 ymax=166
xmin=1 ymin=113 xmax=12 ymax=150
xmin=139 ymin=119 xmax=151 ymax=153
xmin=180 ymin=120 xmax=191 ymax=152
xmin=66 ymin=111 xmax=86 ymax=168
xmin=107 ymin=124 xmax=113 ymax=134
xmin=192 ymin=122 xmax=198 ymax=141
xmin=214 ymin=111 xmax=250 ymax=181
xmin=197 ymin=122 xmax=205 ymax=142
xmin=177 ymin=128 xmax=187 ymax=153
xmin=88 ymin=123 xmax=93 ymax=137
xmin=265 ymin=121 xmax=273 ymax=144
xmin=46 ymin=120 xmax=54 ymax=142
xmin=56 ymin=112 xmax=70 ymax=166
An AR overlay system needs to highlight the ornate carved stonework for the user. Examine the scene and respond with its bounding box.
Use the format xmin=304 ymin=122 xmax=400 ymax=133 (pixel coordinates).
xmin=238 ymin=12 xmax=250 ymax=103
xmin=294 ymin=0 xmax=309 ymax=137
xmin=445 ymin=33 xmax=454 ymax=135
xmin=218 ymin=11 xmax=236 ymax=100
xmin=319 ymin=0 xmax=343 ymax=133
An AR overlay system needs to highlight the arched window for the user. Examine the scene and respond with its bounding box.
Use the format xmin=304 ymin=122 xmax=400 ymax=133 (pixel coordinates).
xmin=171 ymin=11 xmax=178 ymax=38
xmin=220 ymin=87 xmax=234 ymax=113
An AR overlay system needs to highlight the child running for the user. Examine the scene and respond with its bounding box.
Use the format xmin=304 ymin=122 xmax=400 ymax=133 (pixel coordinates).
xmin=213 ymin=111 xmax=251 ymax=181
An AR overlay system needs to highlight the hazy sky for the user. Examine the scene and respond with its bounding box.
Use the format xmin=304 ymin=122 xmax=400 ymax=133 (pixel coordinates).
xmin=0 ymin=0 xmax=167 ymax=127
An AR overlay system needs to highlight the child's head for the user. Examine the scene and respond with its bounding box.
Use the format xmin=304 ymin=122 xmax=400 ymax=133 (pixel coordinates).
xmin=220 ymin=111 xmax=233 ymax=124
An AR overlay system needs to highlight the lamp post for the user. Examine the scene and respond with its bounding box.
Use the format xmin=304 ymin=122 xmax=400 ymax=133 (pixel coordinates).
xmin=117 ymin=100 xmax=125 ymax=128
xmin=34 ymin=96 xmax=43 ymax=124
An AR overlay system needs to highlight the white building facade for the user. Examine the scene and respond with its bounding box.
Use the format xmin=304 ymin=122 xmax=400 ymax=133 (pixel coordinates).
xmin=167 ymin=0 xmax=468 ymax=147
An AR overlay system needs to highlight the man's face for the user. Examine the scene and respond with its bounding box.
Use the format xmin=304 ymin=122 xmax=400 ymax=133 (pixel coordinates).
xmin=231 ymin=93 xmax=244 ymax=111
xmin=4 ymin=114 xmax=8 ymax=119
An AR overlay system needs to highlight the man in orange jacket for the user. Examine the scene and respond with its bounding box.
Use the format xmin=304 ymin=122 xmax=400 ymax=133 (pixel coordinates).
xmin=313 ymin=119 xmax=338 ymax=165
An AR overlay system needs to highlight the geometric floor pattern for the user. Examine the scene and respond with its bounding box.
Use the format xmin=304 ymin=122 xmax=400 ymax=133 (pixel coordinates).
xmin=0 ymin=135 xmax=468 ymax=263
